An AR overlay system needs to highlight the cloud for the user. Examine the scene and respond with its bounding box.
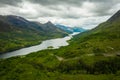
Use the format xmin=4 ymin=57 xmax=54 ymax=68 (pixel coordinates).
xmin=27 ymin=0 xmax=84 ymax=6
xmin=0 ymin=0 xmax=120 ymax=29
xmin=0 ymin=0 xmax=22 ymax=6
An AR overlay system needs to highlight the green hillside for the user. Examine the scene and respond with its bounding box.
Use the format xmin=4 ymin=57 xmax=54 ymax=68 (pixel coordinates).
xmin=0 ymin=15 xmax=67 ymax=53
xmin=0 ymin=10 xmax=120 ymax=80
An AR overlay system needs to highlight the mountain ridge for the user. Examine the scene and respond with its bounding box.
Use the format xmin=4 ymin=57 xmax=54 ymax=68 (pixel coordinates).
xmin=107 ymin=10 xmax=120 ymax=22
xmin=56 ymin=24 xmax=87 ymax=33
xmin=0 ymin=15 xmax=68 ymax=53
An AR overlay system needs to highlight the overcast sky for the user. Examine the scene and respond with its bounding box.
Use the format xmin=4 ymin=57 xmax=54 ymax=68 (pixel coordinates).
xmin=0 ymin=0 xmax=120 ymax=29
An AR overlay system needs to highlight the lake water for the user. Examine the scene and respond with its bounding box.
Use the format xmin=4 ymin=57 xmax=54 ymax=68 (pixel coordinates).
xmin=0 ymin=32 xmax=79 ymax=59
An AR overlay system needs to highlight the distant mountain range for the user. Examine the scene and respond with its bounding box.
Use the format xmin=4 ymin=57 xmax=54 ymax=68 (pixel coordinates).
xmin=56 ymin=24 xmax=87 ymax=33
xmin=0 ymin=15 xmax=68 ymax=53
xmin=0 ymin=15 xmax=67 ymax=35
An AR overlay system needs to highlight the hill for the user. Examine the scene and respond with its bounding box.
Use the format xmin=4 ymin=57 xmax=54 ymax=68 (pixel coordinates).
xmin=0 ymin=10 xmax=120 ymax=80
xmin=0 ymin=15 xmax=67 ymax=53
xmin=70 ymin=10 xmax=120 ymax=56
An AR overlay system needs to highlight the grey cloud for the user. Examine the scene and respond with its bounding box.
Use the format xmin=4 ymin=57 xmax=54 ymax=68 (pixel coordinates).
xmin=0 ymin=0 xmax=22 ymax=6
xmin=0 ymin=0 xmax=119 ymax=17
xmin=0 ymin=0 xmax=120 ymax=29
xmin=0 ymin=0 xmax=119 ymax=15
xmin=90 ymin=0 xmax=120 ymax=3
xmin=27 ymin=0 xmax=84 ymax=6
xmin=27 ymin=0 xmax=120 ymax=17
xmin=92 ymin=0 xmax=120 ymax=15
xmin=91 ymin=1 xmax=120 ymax=16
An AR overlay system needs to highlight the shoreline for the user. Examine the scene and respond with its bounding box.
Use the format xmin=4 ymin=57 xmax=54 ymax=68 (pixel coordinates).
xmin=0 ymin=32 xmax=79 ymax=59
xmin=0 ymin=34 xmax=68 ymax=55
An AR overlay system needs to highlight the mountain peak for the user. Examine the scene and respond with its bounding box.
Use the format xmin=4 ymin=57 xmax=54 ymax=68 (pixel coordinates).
xmin=45 ymin=21 xmax=53 ymax=25
xmin=107 ymin=10 xmax=120 ymax=22
xmin=44 ymin=21 xmax=55 ymax=26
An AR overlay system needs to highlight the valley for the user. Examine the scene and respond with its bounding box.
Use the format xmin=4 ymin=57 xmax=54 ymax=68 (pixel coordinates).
xmin=0 ymin=2 xmax=120 ymax=80
xmin=0 ymin=15 xmax=68 ymax=53
xmin=0 ymin=32 xmax=79 ymax=59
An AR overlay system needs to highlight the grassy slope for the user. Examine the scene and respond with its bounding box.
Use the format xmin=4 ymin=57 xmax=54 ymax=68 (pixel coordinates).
xmin=0 ymin=50 xmax=120 ymax=80
xmin=0 ymin=30 xmax=66 ymax=53
xmin=65 ymin=20 xmax=120 ymax=58
xmin=0 ymin=12 xmax=120 ymax=80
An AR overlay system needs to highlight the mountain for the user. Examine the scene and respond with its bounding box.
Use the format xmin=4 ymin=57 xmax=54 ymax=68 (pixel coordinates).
xmin=56 ymin=24 xmax=73 ymax=33
xmin=37 ymin=21 xmax=67 ymax=35
xmin=107 ymin=10 xmax=120 ymax=22
xmin=0 ymin=11 xmax=120 ymax=80
xmin=72 ymin=27 xmax=87 ymax=32
xmin=0 ymin=15 xmax=67 ymax=53
xmin=71 ymin=10 xmax=120 ymax=56
xmin=56 ymin=24 xmax=87 ymax=33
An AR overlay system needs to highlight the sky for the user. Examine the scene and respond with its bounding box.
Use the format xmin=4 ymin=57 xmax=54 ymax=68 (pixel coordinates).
xmin=0 ymin=0 xmax=120 ymax=29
